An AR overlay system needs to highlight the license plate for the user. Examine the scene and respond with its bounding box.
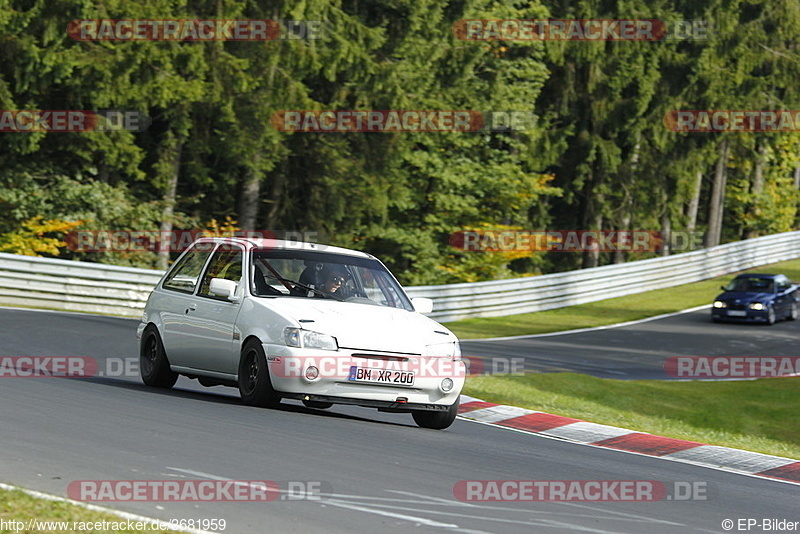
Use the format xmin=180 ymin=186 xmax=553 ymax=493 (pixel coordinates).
xmin=727 ymin=310 xmax=747 ymax=317
xmin=348 ymin=366 xmax=414 ymax=386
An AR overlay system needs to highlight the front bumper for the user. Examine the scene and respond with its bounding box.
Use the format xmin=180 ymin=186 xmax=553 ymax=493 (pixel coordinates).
xmin=264 ymin=345 xmax=465 ymax=407
xmin=282 ymin=392 xmax=454 ymax=412
xmin=711 ymin=309 xmax=769 ymax=322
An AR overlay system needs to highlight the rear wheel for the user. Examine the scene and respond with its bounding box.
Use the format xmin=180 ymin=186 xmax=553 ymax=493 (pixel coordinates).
xmin=412 ymin=398 xmax=460 ymax=430
xmin=238 ymin=340 xmax=281 ymax=408
xmin=140 ymin=326 xmax=178 ymax=389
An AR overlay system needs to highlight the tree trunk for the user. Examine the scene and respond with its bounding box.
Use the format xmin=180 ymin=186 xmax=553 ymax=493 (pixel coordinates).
xmin=744 ymin=141 xmax=767 ymax=239
xmin=238 ymin=154 xmax=262 ymax=231
xmin=264 ymin=160 xmax=288 ymax=229
xmin=157 ymin=134 xmax=184 ymax=271
xmin=686 ymin=169 xmax=702 ymax=232
xmin=613 ymin=139 xmax=639 ymax=264
xmin=704 ymin=139 xmax=728 ymax=248
xmin=660 ymin=209 xmax=671 ymax=256
xmin=582 ymin=211 xmax=602 ymax=268
xmin=794 ymin=143 xmax=800 ymax=189
xmin=613 ymin=213 xmax=629 ymax=264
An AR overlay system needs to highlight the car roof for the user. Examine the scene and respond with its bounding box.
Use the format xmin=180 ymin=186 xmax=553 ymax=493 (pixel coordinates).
xmin=194 ymin=237 xmax=375 ymax=259
xmin=734 ymin=273 xmax=782 ymax=279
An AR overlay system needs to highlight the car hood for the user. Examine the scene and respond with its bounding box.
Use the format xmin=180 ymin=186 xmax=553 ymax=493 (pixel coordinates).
xmin=715 ymin=291 xmax=774 ymax=303
xmin=259 ymin=298 xmax=457 ymax=354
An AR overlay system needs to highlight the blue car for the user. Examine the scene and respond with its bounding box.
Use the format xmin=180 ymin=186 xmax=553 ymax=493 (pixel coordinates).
xmin=712 ymin=273 xmax=798 ymax=325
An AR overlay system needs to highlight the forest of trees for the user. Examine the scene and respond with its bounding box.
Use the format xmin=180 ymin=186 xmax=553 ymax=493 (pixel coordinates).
xmin=1 ymin=0 xmax=799 ymax=285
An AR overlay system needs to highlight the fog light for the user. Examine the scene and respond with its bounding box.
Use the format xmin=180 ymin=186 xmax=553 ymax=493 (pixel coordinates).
xmin=305 ymin=366 xmax=319 ymax=380
xmin=440 ymin=378 xmax=454 ymax=393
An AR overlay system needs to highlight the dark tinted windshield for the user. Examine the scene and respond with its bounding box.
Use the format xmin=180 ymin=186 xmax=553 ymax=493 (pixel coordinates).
xmin=726 ymin=277 xmax=775 ymax=293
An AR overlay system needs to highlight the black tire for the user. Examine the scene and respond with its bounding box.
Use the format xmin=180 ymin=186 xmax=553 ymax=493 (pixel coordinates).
xmin=412 ymin=398 xmax=460 ymax=430
xmin=140 ymin=326 xmax=178 ymax=389
xmin=788 ymin=302 xmax=797 ymax=321
xmin=302 ymin=400 xmax=333 ymax=410
xmin=238 ymin=340 xmax=281 ymax=408
xmin=767 ymin=305 xmax=777 ymax=325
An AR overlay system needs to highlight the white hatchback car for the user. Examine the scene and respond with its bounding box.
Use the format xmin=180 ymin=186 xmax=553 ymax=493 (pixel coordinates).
xmin=137 ymin=237 xmax=464 ymax=429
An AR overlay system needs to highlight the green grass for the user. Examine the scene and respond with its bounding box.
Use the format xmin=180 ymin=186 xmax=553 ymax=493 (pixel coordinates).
xmin=446 ymin=257 xmax=800 ymax=339
xmin=0 ymin=487 xmax=182 ymax=533
xmin=464 ymin=373 xmax=800 ymax=460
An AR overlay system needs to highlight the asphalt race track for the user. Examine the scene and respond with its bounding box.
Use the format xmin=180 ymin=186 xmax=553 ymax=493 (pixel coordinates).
xmin=1 ymin=307 xmax=797 ymax=533
xmin=462 ymin=308 xmax=800 ymax=379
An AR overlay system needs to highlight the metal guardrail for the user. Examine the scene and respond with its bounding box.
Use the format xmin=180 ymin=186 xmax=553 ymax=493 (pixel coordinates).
xmin=0 ymin=253 xmax=163 ymax=318
xmin=406 ymin=231 xmax=800 ymax=321
xmin=1 ymin=231 xmax=799 ymax=321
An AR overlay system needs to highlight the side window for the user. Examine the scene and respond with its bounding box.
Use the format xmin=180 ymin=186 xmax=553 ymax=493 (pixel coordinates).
xmin=777 ymin=278 xmax=790 ymax=292
xmin=162 ymin=245 xmax=213 ymax=294
xmin=198 ymin=245 xmax=243 ymax=298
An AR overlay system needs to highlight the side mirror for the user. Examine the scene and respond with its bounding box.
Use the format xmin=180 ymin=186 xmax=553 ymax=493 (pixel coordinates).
xmin=720 ymin=286 xmax=727 ymax=291
xmin=411 ymin=297 xmax=434 ymax=314
xmin=210 ymin=278 xmax=238 ymax=300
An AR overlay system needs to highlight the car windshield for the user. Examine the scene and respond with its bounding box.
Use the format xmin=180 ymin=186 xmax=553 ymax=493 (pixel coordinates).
xmin=250 ymin=248 xmax=414 ymax=311
xmin=726 ymin=277 xmax=774 ymax=293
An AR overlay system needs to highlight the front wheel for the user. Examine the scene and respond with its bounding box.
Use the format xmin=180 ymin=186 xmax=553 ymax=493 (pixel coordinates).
xmin=238 ymin=340 xmax=281 ymax=408
xmin=767 ymin=305 xmax=777 ymax=325
xmin=412 ymin=398 xmax=460 ymax=430
xmin=140 ymin=326 xmax=178 ymax=389
xmin=788 ymin=302 xmax=797 ymax=321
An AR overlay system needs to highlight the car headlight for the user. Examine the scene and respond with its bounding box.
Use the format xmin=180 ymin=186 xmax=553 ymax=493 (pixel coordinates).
xmin=749 ymin=302 xmax=765 ymax=311
xmin=283 ymin=327 xmax=338 ymax=351
xmin=713 ymin=301 xmax=727 ymax=309
xmin=424 ymin=341 xmax=461 ymax=358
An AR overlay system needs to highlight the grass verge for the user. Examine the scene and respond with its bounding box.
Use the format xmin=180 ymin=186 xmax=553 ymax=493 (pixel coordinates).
xmin=0 ymin=486 xmax=182 ymax=534
xmin=464 ymin=373 xmax=800 ymax=460
xmin=446 ymin=257 xmax=800 ymax=339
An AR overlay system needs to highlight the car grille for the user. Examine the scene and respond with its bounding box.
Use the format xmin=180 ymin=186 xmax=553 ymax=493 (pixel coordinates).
xmin=726 ymin=302 xmax=747 ymax=311
xmin=351 ymin=353 xmax=411 ymax=362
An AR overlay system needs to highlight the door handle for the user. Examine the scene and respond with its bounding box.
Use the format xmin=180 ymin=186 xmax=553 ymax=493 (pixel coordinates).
xmin=186 ymin=303 xmax=197 ymax=313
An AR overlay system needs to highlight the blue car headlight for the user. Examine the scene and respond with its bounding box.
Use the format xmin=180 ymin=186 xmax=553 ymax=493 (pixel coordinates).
xmin=749 ymin=302 xmax=765 ymax=311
